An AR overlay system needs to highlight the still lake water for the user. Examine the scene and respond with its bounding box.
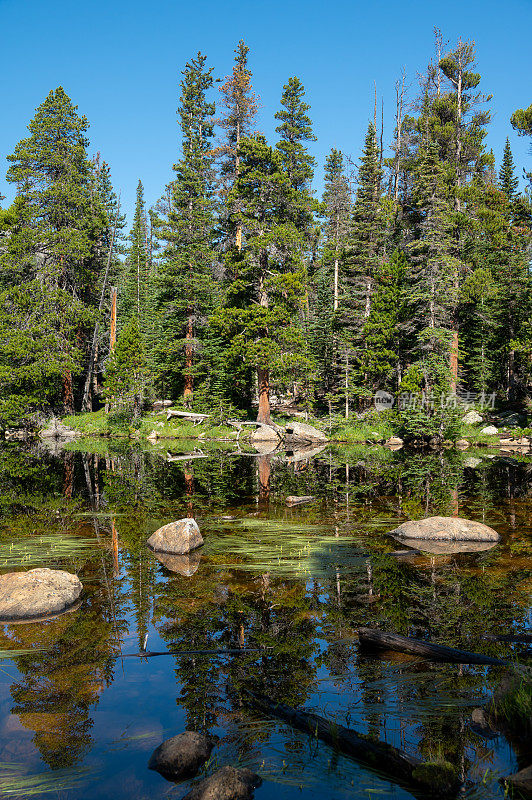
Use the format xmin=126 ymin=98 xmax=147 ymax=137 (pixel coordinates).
xmin=1 ymin=438 xmax=531 ymax=799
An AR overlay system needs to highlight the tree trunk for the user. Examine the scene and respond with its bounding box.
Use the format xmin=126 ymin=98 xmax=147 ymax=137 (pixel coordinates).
xmin=110 ymin=287 xmax=117 ymax=351
xmin=62 ymin=371 xmax=74 ymax=415
xmin=184 ymin=311 xmax=194 ymax=405
xmin=257 ymin=367 xmax=271 ymax=424
xmin=450 ymin=328 xmax=459 ymax=394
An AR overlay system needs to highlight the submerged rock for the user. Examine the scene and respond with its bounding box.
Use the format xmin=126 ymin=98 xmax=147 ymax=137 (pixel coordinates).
xmin=284 ymin=421 xmax=327 ymax=443
xmin=285 ymin=495 xmax=315 ymax=507
xmin=148 ymin=731 xmax=217 ymax=781
xmin=0 ymin=568 xmax=82 ymax=622
xmin=183 ymin=766 xmax=262 ymax=800
xmin=389 ymin=516 xmax=499 ymax=542
xmin=147 ymin=519 xmax=203 ymax=555
xmin=394 ymin=538 xmax=498 ymax=555
xmin=151 ymin=549 xmax=202 ymax=576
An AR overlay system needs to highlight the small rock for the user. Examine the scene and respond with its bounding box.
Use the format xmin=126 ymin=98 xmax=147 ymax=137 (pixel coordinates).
xmin=481 ymin=425 xmax=498 ymax=435
xmin=389 ymin=516 xmax=499 ymax=542
xmin=0 ymin=569 xmax=82 ymax=622
xmin=147 ymin=519 xmax=203 ymax=555
xmin=456 ymin=439 xmax=470 ymax=448
xmin=504 ymin=765 xmax=532 ymax=796
xmin=285 ymin=495 xmax=315 ymax=507
xmin=385 ymin=436 xmax=403 ymax=447
xmin=470 ymin=708 xmax=498 ymax=739
xmin=183 ymin=766 xmax=262 ymax=800
xmin=284 ymin=421 xmax=327 ymax=443
xmin=462 ymin=410 xmax=483 ymax=424
xmin=148 ymin=731 xmax=217 ymax=780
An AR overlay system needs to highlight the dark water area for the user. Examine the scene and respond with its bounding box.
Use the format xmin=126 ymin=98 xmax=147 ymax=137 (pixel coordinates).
xmin=1 ymin=438 xmax=532 ymax=799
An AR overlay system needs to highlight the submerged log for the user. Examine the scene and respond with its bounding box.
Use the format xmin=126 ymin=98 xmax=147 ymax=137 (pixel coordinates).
xmin=358 ymin=628 xmax=506 ymax=666
xmin=243 ymin=690 xmax=460 ymax=797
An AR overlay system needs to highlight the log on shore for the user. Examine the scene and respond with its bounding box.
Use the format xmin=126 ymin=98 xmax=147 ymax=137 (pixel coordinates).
xmin=358 ymin=628 xmax=506 ymax=666
xmin=243 ymin=690 xmax=460 ymax=797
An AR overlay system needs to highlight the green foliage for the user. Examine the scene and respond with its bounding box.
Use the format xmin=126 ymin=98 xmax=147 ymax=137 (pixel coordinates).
xmin=103 ymin=317 xmax=146 ymax=420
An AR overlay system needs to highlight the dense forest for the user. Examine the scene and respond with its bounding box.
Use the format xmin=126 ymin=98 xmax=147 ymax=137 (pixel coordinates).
xmin=1 ymin=33 xmax=531 ymax=441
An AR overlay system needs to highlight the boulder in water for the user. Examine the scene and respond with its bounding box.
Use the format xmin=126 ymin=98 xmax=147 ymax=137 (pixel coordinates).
xmin=183 ymin=766 xmax=262 ymax=800
xmin=148 ymin=731 xmax=217 ymax=780
xmin=250 ymin=425 xmax=282 ymax=443
xmin=389 ymin=516 xmax=499 ymax=542
xmin=285 ymin=495 xmax=315 ymax=507
xmin=147 ymin=519 xmax=203 ymax=555
xmin=284 ymin=422 xmax=327 ymax=443
xmin=0 ymin=568 xmax=83 ymax=622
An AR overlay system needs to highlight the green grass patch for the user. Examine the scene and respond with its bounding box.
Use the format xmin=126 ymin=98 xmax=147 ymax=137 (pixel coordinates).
xmin=0 ymin=534 xmax=98 ymax=569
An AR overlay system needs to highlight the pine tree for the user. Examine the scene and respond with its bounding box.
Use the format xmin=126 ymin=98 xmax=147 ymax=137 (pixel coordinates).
xmin=274 ymin=76 xmax=316 ymax=193
xmin=344 ymin=122 xmax=384 ymax=402
xmin=155 ymin=53 xmax=216 ymax=404
xmin=213 ymin=135 xmax=310 ymax=423
xmin=103 ymin=317 xmax=146 ymax=420
xmin=121 ymin=179 xmax=149 ymax=328
xmin=216 ymin=40 xmax=259 ymax=252
xmin=0 ymin=87 xmax=106 ymax=418
xmin=321 ymin=149 xmax=351 ymax=312
xmin=499 ymin=138 xmax=519 ymax=199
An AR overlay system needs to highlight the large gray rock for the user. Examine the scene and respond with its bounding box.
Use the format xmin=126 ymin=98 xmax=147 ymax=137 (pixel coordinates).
xmin=183 ymin=766 xmax=262 ymax=800
xmin=147 ymin=519 xmax=203 ymax=555
xmin=390 ymin=516 xmax=499 ymax=542
xmin=462 ymin=410 xmax=483 ymax=424
xmin=504 ymin=765 xmax=532 ymax=796
xmin=0 ymin=569 xmax=83 ymax=622
xmin=250 ymin=425 xmax=282 ymax=443
xmin=284 ymin=421 xmax=327 ymax=443
xmin=148 ymin=731 xmax=217 ymax=780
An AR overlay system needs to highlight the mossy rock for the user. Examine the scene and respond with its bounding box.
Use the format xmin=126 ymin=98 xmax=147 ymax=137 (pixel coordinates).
xmin=412 ymin=760 xmax=460 ymax=794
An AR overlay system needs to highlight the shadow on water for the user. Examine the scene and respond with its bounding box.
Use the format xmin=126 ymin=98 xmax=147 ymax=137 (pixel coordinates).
xmin=0 ymin=439 xmax=532 ymax=798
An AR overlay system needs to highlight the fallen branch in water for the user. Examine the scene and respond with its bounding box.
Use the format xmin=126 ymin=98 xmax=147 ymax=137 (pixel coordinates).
xmin=115 ymin=647 xmax=269 ymax=659
xmin=242 ymin=689 xmax=460 ymax=797
xmin=358 ymin=628 xmax=507 ymax=666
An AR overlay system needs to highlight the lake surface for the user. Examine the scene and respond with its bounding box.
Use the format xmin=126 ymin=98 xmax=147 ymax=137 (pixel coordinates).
xmin=1 ymin=439 xmax=531 ymax=799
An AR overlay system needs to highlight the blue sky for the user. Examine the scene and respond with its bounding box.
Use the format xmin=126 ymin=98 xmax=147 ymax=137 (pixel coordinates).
xmin=1 ymin=0 xmax=531 ymax=225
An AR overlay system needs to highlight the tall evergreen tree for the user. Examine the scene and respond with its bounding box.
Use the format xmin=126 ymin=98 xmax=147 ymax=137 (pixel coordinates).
xmin=213 ymin=135 xmax=311 ymax=423
xmin=274 ymin=76 xmax=316 ymax=193
xmin=499 ymin=138 xmax=519 ymax=199
xmin=0 ymin=87 xmax=106 ymax=419
xmin=216 ymin=40 xmax=259 ymax=252
xmin=121 ymin=179 xmax=149 ymax=329
xmin=156 ymin=53 xmax=216 ymax=404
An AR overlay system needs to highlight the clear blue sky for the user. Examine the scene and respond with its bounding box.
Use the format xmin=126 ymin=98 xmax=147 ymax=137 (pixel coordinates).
xmin=1 ymin=0 xmax=530 ymax=225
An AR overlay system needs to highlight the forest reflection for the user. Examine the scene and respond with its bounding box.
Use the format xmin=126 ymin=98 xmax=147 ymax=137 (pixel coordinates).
xmin=1 ymin=441 xmax=532 ymax=799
